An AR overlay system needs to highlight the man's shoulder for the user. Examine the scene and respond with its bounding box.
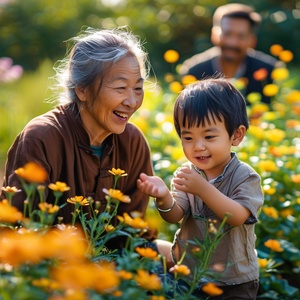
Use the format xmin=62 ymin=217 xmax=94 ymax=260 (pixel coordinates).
xmin=180 ymin=47 xmax=220 ymax=76
xmin=246 ymin=49 xmax=283 ymax=68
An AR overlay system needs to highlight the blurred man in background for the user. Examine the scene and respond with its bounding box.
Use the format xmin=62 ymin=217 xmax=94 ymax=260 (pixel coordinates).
xmin=180 ymin=3 xmax=283 ymax=104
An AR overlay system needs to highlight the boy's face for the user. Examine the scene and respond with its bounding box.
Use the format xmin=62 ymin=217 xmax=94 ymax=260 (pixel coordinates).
xmin=180 ymin=114 xmax=235 ymax=180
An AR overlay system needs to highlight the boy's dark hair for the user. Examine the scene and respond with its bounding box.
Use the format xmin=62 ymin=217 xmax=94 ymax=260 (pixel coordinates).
xmin=173 ymin=77 xmax=249 ymax=138
xmin=213 ymin=3 xmax=261 ymax=33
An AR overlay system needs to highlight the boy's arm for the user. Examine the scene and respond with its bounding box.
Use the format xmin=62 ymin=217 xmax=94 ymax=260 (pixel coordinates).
xmin=137 ymin=173 xmax=184 ymax=223
xmin=173 ymin=168 xmax=251 ymax=226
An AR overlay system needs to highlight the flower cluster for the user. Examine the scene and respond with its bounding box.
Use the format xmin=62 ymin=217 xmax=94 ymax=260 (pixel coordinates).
xmin=0 ymin=164 xmax=227 ymax=299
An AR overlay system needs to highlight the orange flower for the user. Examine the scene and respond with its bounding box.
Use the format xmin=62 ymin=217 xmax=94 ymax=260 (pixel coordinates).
xmin=135 ymin=270 xmax=162 ymax=290
xmin=201 ymin=282 xmax=223 ymax=296
xmin=253 ymin=68 xmax=268 ymax=81
xmin=0 ymin=199 xmax=24 ymax=223
xmin=14 ymin=162 xmax=47 ymax=183
xmin=262 ymin=206 xmax=278 ymax=218
xmin=291 ymin=174 xmax=300 ymax=184
xmin=270 ymin=44 xmax=283 ymax=56
xmin=118 ymin=212 xmax=148 ymax=230
xmin=118 ymin=270 xmax=133 ymax=280
xmin=173 ymin=264 xmax=191 ymax=276
xmin=279 ymin=50 xmax=294 ymax=63
xmin=38 ymin=202 xmax=59 ymax=214
xmin=163 ymin=50 xmax=179 ymax=63
xmin=264 ymin=239 xmax=284 ymax=252
xmin=135 ymin=247 xmax=158 ymax=259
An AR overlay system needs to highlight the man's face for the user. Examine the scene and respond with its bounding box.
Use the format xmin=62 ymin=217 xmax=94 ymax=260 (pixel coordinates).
xmin=218 ymin=17 xmax=255 ymax=63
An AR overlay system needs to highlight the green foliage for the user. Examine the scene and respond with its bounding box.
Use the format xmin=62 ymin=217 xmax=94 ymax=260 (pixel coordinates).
xmin=1 ymin=0 xmax=300 ymax=77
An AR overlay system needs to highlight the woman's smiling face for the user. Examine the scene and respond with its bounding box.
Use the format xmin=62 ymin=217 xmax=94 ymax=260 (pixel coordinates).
xmin=77 ymin=54 xmax=144 ymax=145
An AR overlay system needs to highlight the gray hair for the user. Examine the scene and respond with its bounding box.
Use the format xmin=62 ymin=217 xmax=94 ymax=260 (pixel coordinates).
xmin=52 ymin=27 xmax=150 ymax=105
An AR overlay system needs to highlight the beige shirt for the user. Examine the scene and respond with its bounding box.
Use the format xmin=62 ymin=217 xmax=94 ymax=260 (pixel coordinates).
xmin=171 ymin=153 xmax=264 ymax=285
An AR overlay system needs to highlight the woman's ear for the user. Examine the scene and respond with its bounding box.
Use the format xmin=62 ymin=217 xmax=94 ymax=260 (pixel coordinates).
xmin=232 ymin=125 xmax=246 ymax=146
xmin=75 ymin=86 xmax=87 ymax=102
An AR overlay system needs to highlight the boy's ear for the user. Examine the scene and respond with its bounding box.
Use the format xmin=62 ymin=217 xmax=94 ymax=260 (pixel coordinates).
xmin=232 ymin=125 xmax=246 ymax=146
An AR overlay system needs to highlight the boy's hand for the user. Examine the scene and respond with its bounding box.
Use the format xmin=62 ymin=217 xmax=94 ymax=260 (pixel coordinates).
xmin=173 ymin=167 xmax=206 ymax=195
xmin=137 ymin=173 xmax=169 ymax=198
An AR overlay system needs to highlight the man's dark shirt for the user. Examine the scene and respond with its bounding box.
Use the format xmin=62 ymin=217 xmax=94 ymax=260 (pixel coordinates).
xmin=180 ymin=47 xmax=283 ymax=104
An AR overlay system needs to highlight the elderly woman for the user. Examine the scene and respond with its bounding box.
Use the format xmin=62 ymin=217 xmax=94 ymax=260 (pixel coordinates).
xmin=1 ymin=27 xmax=155 ymax=245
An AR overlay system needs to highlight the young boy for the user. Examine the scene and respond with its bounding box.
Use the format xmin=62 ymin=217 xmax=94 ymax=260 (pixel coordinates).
xmin=137 ymin=78 xmax=264 ymax=299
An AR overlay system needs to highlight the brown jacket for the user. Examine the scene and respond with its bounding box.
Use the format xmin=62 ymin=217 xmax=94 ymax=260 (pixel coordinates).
xmin=1 ymin=102 xmax=155 ymax=243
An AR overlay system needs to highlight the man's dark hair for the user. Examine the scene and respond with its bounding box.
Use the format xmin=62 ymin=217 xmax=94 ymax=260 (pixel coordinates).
xmin=213 ymin=3 xmax=262 ymax=33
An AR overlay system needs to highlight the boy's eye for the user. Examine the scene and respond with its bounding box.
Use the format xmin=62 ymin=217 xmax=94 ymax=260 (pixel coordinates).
xmin=205 ymin=136 xmax=215 ymax=139
xmin=183 ymin=136 xmax=192 ymax=141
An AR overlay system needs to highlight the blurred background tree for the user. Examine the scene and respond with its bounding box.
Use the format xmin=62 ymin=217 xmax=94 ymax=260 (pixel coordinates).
xmin=0 ymin=0 xmax=299 ymax=78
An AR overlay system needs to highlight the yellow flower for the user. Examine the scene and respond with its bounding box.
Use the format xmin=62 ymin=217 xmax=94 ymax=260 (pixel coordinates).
xmin=14 ymin=162 xmax=47 ymax=183
xmin=105 ymin=224 xmax=115 ymax=232
xmin=108 ymin=168 xmax=128 ymax=177
xmin=38 ymin=202 xmax=59 ymax=214
xmin=234 ymin=77 xmax=248 ymax=90
xmin=48 ymin=181 xmax=70 ymax=192
xmin=0 ymin=199 xmax=24 ymax=223
xmin=280 ymin=208 xmax=293 ymax=218
xmin=258 ymin=258 xmax=268 ymax=268
xmin=169 ymin=81 xmax=182 ymax=93
xmin=258 ymin=160 xmax=278 ymax=172
xmin=67 ymin=196 xmax=90 ymax=206
xmin=164 ymin=72 xmax=176 ymax=83
xmin=271 ymin=68 xmax=289 ymax=81
xmin=262 ymin=206 xmax=278 ymax=218
xmin=264 ymin=128 xmax=286 ymax=143
xmin=181 ymin=74 xmax=197 ymax=86
xmin=285 ymin=90 xmax=300 ymax=104
xmin=1 ymin=186 xmax=20 ymax=194
xmin=279 ymin=50 xmax=294 ymax=63
xmin=102 ymin=188 xmax=131 ymax=203
xmin=135 ymin=269 xmax=162 ymax=290
xmin=163 ymin=49 xmax=179 ymax=63
xmin=201 ymin=282 xmax=223 ymax=296
xmin=270 ymin=44 xmax=283 ymax=56
xmin=263 ymin=84 xmax=279 ymax=97
xmin=135 ymin=247 xmax=159 ymax=259
xmin=173 ymin=264 xmax=191 ymax=276
xmin=247 ymin=92 xmax=261 ymax=104
xmin=264 ymin=239 xmax=284 ymax=252
xmin=263 ymin=186 xmax=276 ymax=196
